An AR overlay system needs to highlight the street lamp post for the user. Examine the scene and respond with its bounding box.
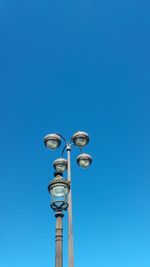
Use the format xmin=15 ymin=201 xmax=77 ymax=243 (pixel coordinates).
xmin=44 ymin=131 xmax=92 ymax=267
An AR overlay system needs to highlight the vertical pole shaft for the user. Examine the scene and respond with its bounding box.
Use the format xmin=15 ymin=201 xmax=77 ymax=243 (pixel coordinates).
xmin=67 ymin=146 xmax=74 ymax=267
xmin=55 ymin=211 xmax=64 ymax=267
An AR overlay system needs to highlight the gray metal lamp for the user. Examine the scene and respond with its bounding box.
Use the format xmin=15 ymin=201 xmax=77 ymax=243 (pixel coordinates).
xmin=44 ymin=133 xmax=61 ymax=150
xmin=53 ymin=158 xmax=68 ymax=173
xmin=48 ymin=172 xmax=70 ymax=212
xmin=72 ymin=131 xmax=89 ymax=147
xmin=77 ymin=153 xmax=92 ymax=168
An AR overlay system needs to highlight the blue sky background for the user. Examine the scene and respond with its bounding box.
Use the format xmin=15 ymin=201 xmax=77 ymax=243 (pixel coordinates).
xmin=0 ymin=0 xmax=150 ymax=266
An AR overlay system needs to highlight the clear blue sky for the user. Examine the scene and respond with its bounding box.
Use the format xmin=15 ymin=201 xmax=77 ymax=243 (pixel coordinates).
xmin=0 ymin=0 xmax=150 ymax=266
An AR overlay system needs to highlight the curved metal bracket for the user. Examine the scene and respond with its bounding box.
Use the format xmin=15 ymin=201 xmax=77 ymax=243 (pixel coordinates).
xmin=61 ymin=143 xmax=84 ymax=157
xmin=50 ymin=200 xmax=68 ymax=212
xmin=61 ymin=145 xmax=67 ymax=157
xmin=56 ymin=133 xmax=67 ymax=144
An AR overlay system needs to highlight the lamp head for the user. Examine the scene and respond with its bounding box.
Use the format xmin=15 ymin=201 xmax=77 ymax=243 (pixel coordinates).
xmin=53 ymin=158 xmax=67 ymax=173
xmin=48 ymin=173 xmax=70 ymax=212
xmin=48 ymin=174 xmax=70 ymax=198
xmin=77 ymin=153 xmax=92 ymax=168
xmin=72 ymin=131 xmax=89 ymax=147
xmin=44 ymin=133 xmax=61 ymax=150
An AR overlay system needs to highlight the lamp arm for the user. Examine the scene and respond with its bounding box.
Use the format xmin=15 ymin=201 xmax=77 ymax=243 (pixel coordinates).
xmin=56 ymin=133 xmax=67 ymax=144
xmin=78 ymin=147 xmax=84 ymax=153
xmin=61 ymin=143 xmax=84 ymax=157
xmin=61 ymin=145 xmax=67 ymax=157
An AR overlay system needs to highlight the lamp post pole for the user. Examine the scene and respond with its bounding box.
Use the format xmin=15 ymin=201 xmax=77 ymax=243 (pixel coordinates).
xmin=55 ymin=210 xmax=64 ymax=267
xmin=44 ymin=131 xmax=92 ymax=267
xmin=67 ymin=145 xmax=74 ymax=267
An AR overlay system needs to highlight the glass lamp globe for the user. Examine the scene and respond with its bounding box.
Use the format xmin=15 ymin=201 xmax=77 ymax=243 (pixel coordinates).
xmin=72 ymin=131 xmax=89 ymax=147
xmin=50 ymin=185 xmax=68 ymax=197
xmin=53 ymin=158 xmax=67 ymax=173
xmin=77 ymin=153 xmax=92 ymax=168
xmin=44 ymin=133 xmax=61 ymax=150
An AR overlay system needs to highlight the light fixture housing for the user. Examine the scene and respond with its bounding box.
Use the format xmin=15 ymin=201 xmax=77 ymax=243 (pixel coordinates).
xmin=77 ymin=153 xmax=92 ymax=168
xmin=48 ymin=173 xmax=70 ymax=211
xmin=53 ymin=158 xmax=67 ymax=173
xmin=44 ymin=133 xmax=61 ymax=150
xmin=72 ymin=131 xmax=89 ymax=147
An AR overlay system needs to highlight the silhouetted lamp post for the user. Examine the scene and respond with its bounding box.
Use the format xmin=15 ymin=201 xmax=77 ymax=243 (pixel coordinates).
xmin=44 ymin=131 xmax=92 ymax=267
